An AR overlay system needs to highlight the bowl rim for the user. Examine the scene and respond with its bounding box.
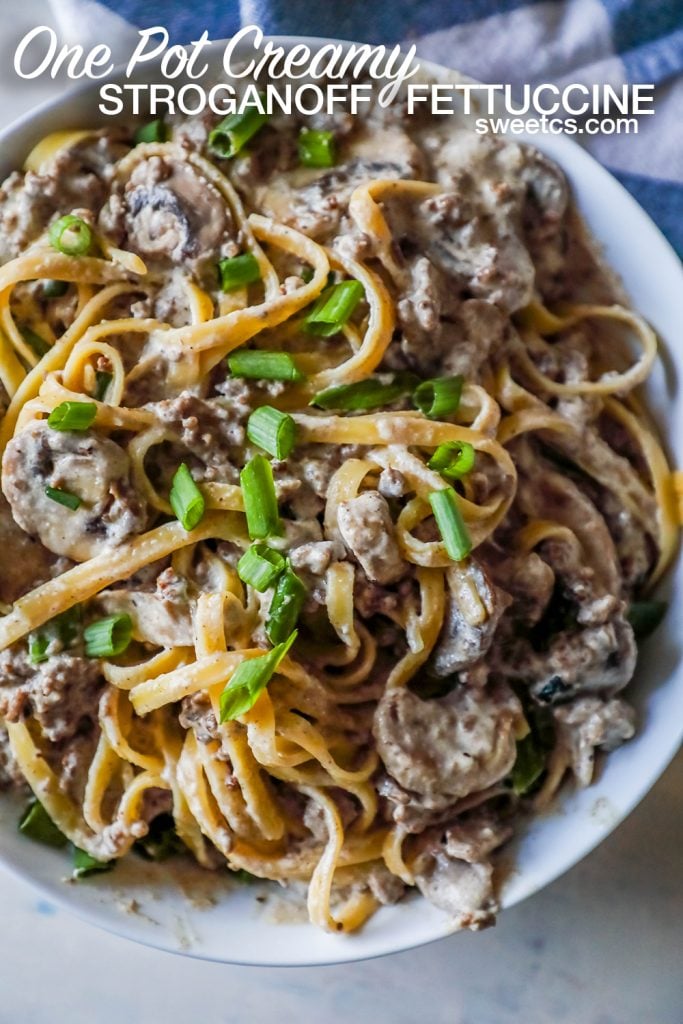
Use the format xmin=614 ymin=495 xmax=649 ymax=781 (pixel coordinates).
xmin=0 ymin=36 xmax=681 ymax=966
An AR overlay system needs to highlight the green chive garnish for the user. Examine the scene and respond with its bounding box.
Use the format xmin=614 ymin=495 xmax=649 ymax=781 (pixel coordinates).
xmin=45 ymin=486 xmax=81 ymax=511
xmin=304 ymin=280 xmax=364 ymax=337
xmin=29 ymin=606 xmax=81 ymax=664
xmin=134 ymin=118 xmax=168 ymax=145
xmin=21 ymin=326 xmax=51 ymax=358
xmin=247 ymin=406 xmax=297 ymax=460
xmin=413 ymin=375 xmax=464 ymax=419
xmin=298 ymin=129 xmax=336 ymax=168
xmin=310 ymin=372 xmax=419 ymax=411
xmin=48 ymin=215 xmax=93 ymax=257
xmin=29 ymin=634 xmax=50 ymax=664
xmin=47 ymin=400 xmax=97 ymax=432
xmin=429 ymin=488 xmax=472 ymax=562
xmin=84 ymin=613 xmax=133 ymax=658
xmin=169 ymin=463 xmax=205 ymax=532
xmin=227 ymin=350 xmax=304 ymax=382
xmin=42 ymin=279 xmax=69 ymax=298
xmin=218 ymin=252 xmax=261 ymax=292
xmin=72 ymin=846 xmax=114 ymax=879
xmin=237 ymin=543 xmax=286 ymax=592
xmin=627 ymin=600 xmax=668 ymax=639
xmin=18 ymin=800 xmax=68 ymax=848
xmin=219 ymin=631 xmax=297 ymax=722
xmin=511 ymin=732 xmax=548 ymax=796
xmin=266 ymin=569 xmax=307 ymax=645
xmin=240 ymin=455 xmax=281 ymax=540
xmin=428 ymin=441 xmax=476 ymax=480
xmin=93 ymin=370 xmax=113 ymax=402
xmin=208 ymin=105 xmax=268 ymax=159
xmin=134 ymin=813 xmax=185 ymax=861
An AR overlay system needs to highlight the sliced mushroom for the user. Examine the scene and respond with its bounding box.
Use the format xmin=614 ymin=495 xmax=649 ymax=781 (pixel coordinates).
xmin=373 ymin=680 xmax=523 ymax=809
xmin=337 ymin=490 xmax=407 ymax=585
xmin=2 ymin=420 xmax=147 ymax=562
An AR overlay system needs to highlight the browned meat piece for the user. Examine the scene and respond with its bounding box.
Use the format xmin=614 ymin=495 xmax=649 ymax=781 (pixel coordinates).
xmin=482 ymin=547 xmax=555 ymax=626
xmin=152 ymin=391 xmax=247 ymax=483
xmin=514 ymin=442 xmax=622 ymax=597
xmin=366 ymin=864 xmax=406 ymax=905
xmin=0 ymin=492 xmax=63 ymax=606
xmin=527 ymin=613 xmax=637 ymax=704
xmin=413 ymin=853 xmax=496 ymax=931
xmin=373 ymin=681 xmax=523 ymax=810
xmin=2 ymin=421 xmax=147 ymax=562
xmin=289 ymin=541 xmax=339 ymax=577
xmin=101 ymin=154 xmax=233 ymax=273
xmin=538 ymin=537 xmax=619 ymax=627
xmin=554 ymin=696 xmax=636 ymax=786
xmin=441 ymin=808 xmax=514 ymax=863
xmin=337 ymin=490 xmax=407 ymax=585
xmin=430 ymin=561 xmax=510 ymax=677
xmin=519 ymin=148 xmax=570 ymax=297
xmin=179 ymin=692 xmax=222 ymax=746
xmin=377 ymin=467 xmax=407 ymax=499
xmin=0 ymin=647 xmax=103 ymax=743
xmin=0 ymin=132 xmax=128 ymax=263
xmin=0 ymin=724 xmax=26 ymax=790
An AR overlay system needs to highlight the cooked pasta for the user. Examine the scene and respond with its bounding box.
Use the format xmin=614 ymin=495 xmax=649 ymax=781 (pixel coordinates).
xmin=0 ymin=88 xmax=678 ymax=933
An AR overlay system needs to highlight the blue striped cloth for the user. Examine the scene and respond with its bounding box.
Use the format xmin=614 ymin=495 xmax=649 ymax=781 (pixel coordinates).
xmin=50 ymin=0 xmax=683 ymax=257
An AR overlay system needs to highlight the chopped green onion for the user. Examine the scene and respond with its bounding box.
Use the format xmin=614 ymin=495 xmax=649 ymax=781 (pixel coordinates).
xmin=218 ymin=252 xmax=261 ymax=292
xmin=511 ymin=732 xmax=548 ymax=796
xmin=310 ymin=372 xmax=419 ymax=411
xmin=47 ymin=400 xmax=97 ymax=432
xmin=21 ymin=326 xmax=50 ymax=357
xmin=266 ymin=569 xmax=307 ymax=645
xmin=627 ymin=600 xmax=668 ymax=639
xmin=227 ymin=349 xmax=304 ymax=382
xmin=93 ymin=370 xmax=113 ymax=402
xmin=428 ymin=441 xmax=476 ymax=480
xmin=84 ymin=613 xmax=133 ymax=658
xmin=45 ymin=486 xmax=81 ymax=511
xmin=298 ymin=128 xmax=336 ymax=168
xmin=42 ymin=279 xmax=69 ymax=298
xmin=208 ymin=105 xmax=268 ymax=159
xmin=29 ymin=633 xmax=50 ymax=664
xmin=429 ymin=488 xmax=472 ymax=562
xmin=219 ymin=631 xmax=297 ymax=722
xmin=72 ymin=846 xmax=114 ymax=879
xmin=413 ymin=375 xmax=464 ymax=419
xmin=134 ymin=118 xmax=168 ymax=145
xmin=18 ymin=800 xmax=68 ymax=848
xmin=29 ymin=598 xmax=81 ymax=663
xmin=301 ymin=267 xmax=314 ymax=284
xmin=169 ymin=463 xmax=205 ymax=532
xmin=50 ymin=605 xmax=81 ymax=648
xmin=304 ymin=280 xmax=364 ymax=337
xmin=29 ymin=606 xmax=81 ymax=664
xmin=247 ymin=406 xmax=297 ymax=460
xmin=237 ymin=543 xmax=286 ymax=592
xmin=48 ymin=214 xmax=93 ymax=257
xmin=240 ymin=455 xmax=281 ymax=540
xmin=231 ymin=868 xmax=258 ymax=884
xmin=134 ymin=814 xmax=184 ymax=861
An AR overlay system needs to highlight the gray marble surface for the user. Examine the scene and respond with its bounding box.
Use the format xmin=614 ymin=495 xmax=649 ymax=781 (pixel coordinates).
xmin=0 ymin=753 xmax=680 ymax=1024
xmin=0 ymin=5 xmax=681 ymax=1021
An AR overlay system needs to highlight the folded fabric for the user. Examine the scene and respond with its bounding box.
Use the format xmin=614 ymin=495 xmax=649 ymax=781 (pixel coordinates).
xmin=47 ymin=0 xmax=683 ymax=255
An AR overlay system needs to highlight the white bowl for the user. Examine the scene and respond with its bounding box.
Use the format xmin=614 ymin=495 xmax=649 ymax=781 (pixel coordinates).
xmin=0 ymin=41 xmax=681 ymax=966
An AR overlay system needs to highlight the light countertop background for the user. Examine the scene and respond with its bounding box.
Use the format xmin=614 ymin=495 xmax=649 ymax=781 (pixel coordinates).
xmin=0 ymin=4 xmax=681 ymax=1022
